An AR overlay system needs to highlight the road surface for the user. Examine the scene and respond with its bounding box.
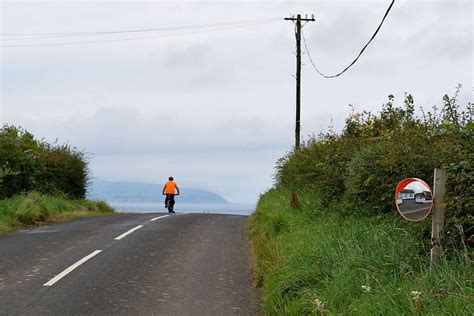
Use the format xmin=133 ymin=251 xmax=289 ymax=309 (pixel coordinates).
xmin=0 ymin=213 xmax=259 ymax=315
xmin=398 ymin=199 xmax=432 ymax=220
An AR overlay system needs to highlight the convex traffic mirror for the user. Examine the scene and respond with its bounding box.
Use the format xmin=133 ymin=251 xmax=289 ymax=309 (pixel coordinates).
xmin=395 ymin=178 xmax=433 ymax=221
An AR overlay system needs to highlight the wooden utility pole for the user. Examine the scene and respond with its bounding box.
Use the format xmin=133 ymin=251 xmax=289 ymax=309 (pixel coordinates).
xmin=431 ymin=168 xmax=446 ymax=265
xmin=285 ymin=14 xmax=315 ymax=150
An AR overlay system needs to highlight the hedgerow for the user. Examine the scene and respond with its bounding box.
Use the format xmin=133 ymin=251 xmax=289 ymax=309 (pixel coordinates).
xmin=0 ymin=125 xmax=88 ymax=199
xmin=275 ymin=86 xmax=472 ymax=251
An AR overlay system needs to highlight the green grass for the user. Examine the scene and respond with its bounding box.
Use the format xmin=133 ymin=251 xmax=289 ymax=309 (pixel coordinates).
xmin=248 ymin=188 xmax=473 ymax=315
xmin=0 ymin=192 xmax=115 ymax=233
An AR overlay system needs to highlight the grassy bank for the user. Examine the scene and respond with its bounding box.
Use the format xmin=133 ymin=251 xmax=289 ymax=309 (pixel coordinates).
xmin=248 ymin=188 xmax=473 ymax=315
xmin=0 ymin=192 xmax=114 ymax=234
xmin=275 ymin=92 xmax=472 ymax=249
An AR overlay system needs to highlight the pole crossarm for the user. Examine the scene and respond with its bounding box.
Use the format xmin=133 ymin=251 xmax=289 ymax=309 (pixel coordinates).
xmin=284 ymin=16 xmax=315 ymax=22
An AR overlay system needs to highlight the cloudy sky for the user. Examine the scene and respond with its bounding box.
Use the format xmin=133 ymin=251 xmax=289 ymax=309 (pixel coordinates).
xmin=1 ymin=0 xmax=472 ymax=203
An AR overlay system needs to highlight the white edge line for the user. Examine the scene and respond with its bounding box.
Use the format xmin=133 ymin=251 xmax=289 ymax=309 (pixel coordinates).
xmin=114 ymin=225 xmax=144 ymax=240
xmin=150 ymin=215 xmax=169 ymax=221
xmin=402 ymin=207 xmax=431 ymax=215
xmin=43 ymin=250 xmax=102 ymax=286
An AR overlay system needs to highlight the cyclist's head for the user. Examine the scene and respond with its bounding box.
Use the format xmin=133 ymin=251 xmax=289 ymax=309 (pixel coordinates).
xmin=169 ymin=176 xmax=174 ymax=181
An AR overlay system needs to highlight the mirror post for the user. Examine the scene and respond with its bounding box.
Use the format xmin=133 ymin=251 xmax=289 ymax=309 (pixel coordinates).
xmin=430 ymin=168 xmax=446 ymax=265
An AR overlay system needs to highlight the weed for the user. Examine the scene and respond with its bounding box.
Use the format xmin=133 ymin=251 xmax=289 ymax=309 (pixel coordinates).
xmin=249 ymin=188 xmax=473 ymax=315
xmin=0 ymin=192 xmax=114 ymax=233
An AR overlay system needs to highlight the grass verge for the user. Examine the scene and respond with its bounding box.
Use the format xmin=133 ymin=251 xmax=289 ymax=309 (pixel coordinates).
xmin=0 ymin=192 xmax=114 ymax=234
xmin=248 ymin=188 xmax=473 ymax=315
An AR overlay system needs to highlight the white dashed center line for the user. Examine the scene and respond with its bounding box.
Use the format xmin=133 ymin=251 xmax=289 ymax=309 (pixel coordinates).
xmin=114 ymin=225 xmax=144 ymax=240
xmin=42 ymin=215 xmax=184 ymax=288
xmin=43 ymin=250 xmax=102 ymax=286
xmin=150 ymin=215 xmax=169 ymax=221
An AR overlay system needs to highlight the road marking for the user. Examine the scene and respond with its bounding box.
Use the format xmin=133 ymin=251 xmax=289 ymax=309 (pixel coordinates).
xmin=43 ymin=250 xmax=102 ymax=286
xmin=402 ymin=206 xmax=431 ymax=214
xmin=114 ymin=225 xmax=144 ymax=240
xmin=150 ymin=215 xmax=169 ymax=221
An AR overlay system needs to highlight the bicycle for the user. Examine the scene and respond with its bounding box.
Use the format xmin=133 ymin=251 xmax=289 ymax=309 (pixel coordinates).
xmin=163 ymin=192 xmax=179 ymax=213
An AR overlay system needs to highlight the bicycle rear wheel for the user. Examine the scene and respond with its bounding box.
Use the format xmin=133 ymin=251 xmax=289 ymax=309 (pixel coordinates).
xmin=167 ymin=200 xmax=175 ymax=213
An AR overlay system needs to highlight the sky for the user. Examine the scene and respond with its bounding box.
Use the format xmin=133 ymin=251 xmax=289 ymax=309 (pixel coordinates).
xmin=405 ymin=181 xmax=430 ymax=194
xmin=1 ymin=0 xmax=472 ymax=203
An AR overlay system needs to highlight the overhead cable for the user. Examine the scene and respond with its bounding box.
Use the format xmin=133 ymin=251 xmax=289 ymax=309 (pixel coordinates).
xmin=1 ymin=18 xmax=280 ymax=38
xmin=302 ymin=0 xmax=395 ymax=78
xmin=1 ymin=20 xmax=278 ymax=48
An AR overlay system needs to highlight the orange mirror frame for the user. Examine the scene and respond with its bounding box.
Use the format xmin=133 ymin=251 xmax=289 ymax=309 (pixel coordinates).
xmin=395 ymin=178 xmax=433 ymax=222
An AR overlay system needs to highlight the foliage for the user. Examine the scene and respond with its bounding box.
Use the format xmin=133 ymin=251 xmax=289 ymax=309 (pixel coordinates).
xmin=444 ymin=119 xmax=474 ymax=254
xmin=0 ymin=125 xmax=89 ymax=199
xmin=0 ymin=192 xmax=114 ymax=233
xmin=275 ymin=87 xmax=472 ymax=250
xmin=248 ymin=188 xmax=473 ymax=315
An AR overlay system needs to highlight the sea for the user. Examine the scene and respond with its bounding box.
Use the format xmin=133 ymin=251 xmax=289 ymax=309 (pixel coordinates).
xmin=108 ymin=202 xmax=256 ymax=216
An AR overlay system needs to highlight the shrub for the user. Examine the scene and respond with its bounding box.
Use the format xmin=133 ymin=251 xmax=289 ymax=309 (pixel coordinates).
xmin=0 ymin=126 xmax=40 ymax=197
xmin=444 ymin=120 xmax=474 ymax=253
xmin=274 ymin=87 xmax=472 ymax=251
xmin=35 ymin=143 xmax=89 ymax=198
xmin=0 ymin=125 xmax=89 ymax=199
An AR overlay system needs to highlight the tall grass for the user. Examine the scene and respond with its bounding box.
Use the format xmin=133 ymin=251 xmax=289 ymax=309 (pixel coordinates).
xmin=248 ymin=188 xmax=473 ymax=315
xmin=275 ymin=89 xmax=472 ymax=254
xmin=0 ymin=192 xmax=114 ymax=233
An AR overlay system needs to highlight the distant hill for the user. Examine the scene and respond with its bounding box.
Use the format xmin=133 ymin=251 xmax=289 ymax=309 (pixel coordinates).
xmin=87 ymin=179 xmax=229 ymax=204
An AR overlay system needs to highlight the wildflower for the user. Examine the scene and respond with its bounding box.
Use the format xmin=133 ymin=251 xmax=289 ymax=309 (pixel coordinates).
xmin=313 ymin=297 xmax=329 ymax=314
xmin=410 ymin=290 xmax=422 ymax=301
xmin=361 ymin=285 xmax=371 ymax=293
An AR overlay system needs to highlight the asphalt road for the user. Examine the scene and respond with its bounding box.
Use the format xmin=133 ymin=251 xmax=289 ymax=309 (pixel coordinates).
xmin=398 ymin=200 xmax=432 ymax=220
xmin=0 ymin=213 xmax=259 ymax=315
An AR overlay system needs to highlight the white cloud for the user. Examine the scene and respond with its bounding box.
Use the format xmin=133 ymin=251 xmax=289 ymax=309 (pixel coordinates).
xmin=1 ymin=0 xmax=472 ymax=202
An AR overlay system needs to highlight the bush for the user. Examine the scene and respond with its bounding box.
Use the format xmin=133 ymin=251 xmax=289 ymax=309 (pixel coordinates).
xmin=0 ymin=125 xmax=89 ymax=199
xmin=444 ymin=121 xmax=474 ymax=253
xmin=0 ymin=126 xmax=40 ymax=197
xmin=275 ymin=87 xmax=472 ymax=250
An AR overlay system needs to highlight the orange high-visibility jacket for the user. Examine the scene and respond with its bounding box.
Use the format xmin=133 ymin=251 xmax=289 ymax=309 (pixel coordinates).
xmin=164 ymin=181 xmax=178 ymax=194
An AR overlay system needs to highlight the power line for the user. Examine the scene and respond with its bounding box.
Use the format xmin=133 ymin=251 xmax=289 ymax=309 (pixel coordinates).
xmin=1 ymin=18 xmax=280 ymax=38
xmin=302 ymin=0 xmax=395 ymax=79
xmin=1 ymin=20 xmax=279 ymax=48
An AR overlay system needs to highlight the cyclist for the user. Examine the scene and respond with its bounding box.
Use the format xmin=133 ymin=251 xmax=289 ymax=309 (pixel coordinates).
xmin=162 ymin=176 xmax=180 ymax=213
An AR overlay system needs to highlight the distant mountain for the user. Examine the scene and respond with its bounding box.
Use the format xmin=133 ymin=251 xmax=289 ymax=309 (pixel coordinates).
xmin=87 ymin=179 xmax=229 ymax=204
